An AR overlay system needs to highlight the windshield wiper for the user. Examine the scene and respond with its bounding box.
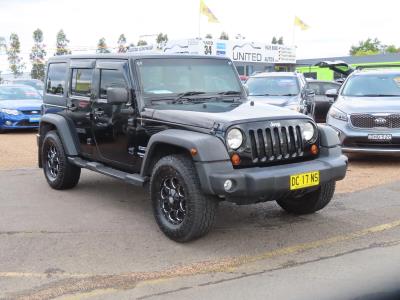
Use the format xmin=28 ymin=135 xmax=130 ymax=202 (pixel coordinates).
xmin=172 ymin=91 xmax=207 ymax=104
xmin=218 ymin=91 xmax=241 ymax=96
xmin=279 ymin=94 xmax=298 ymax=96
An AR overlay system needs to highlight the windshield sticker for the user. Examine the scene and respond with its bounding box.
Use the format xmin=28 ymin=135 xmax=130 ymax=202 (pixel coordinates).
xmin=147 ymin=90 xmax=174 ymax=94
xmin=278 ymin=80 xmax=296 ymax=86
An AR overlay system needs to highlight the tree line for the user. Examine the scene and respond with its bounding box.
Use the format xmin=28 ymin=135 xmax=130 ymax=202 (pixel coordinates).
xmin=350 ymin=38 xmax=400 ymax=56
xmin=0 ymin=30 xmax=170 ymax=82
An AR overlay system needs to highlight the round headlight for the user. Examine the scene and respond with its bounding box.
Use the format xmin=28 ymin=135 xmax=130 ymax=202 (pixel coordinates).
xmin=303 ymin=122 xmax=317 ymax=143
xmin=226 ymin=128 xmax=243 ymax=150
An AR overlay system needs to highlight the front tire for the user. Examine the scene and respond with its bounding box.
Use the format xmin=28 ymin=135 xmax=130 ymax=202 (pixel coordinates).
xmin=276 ymin=181 xmax=336 ymax=215
xmin=42 ymin=130 xmax=81 ymax=190
xmin=150 ymin=154 xmax=218 ymax=242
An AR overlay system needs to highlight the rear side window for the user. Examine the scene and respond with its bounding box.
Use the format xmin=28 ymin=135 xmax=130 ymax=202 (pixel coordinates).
xmin=100 ymin=69 xmax=127 ymax=99
xmin=71 ymin=69 xmax=93 ymax=97
xmin=46 ymin=63 xmax=67 ymax=95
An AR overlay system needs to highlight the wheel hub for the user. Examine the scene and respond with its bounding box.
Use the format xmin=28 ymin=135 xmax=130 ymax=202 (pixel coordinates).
xmin=159 ymin=177 xmax=186 ymax=225
xmin=46 ymin=145 xmax=60 ymax=179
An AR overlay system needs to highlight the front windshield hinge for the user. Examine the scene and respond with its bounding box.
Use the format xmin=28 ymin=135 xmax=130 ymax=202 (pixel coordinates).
xmin=210 ymin=122 xmax=221 ymax=135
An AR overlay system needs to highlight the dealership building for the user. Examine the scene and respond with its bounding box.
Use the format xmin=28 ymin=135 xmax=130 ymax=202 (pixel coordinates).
xmin=129 ymin=38 xmax=297 ymax=76
xmin=296 ymin=53 xmax=400 ymax=81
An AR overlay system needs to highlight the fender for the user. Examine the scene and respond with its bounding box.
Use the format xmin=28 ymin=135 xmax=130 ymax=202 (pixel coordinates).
xmin=318 ymin=124 xmax=340 ymax=148
xmin=39 ymin=114 xmax=80 ymax=156
xmin=140 ymin=129 xmax=230 ymax=176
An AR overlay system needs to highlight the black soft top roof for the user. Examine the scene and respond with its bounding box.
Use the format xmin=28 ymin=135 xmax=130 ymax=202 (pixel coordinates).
xmin=48 ymin=53 xmax=231 ymax=62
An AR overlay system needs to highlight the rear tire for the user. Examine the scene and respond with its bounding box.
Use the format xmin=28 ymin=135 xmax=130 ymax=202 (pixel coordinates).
xmin=276 ymin=181 xmax=336 ymax=215
xmin=150 ymin=154 xmax=218 ymax=242
xmin=42 ymin=130 xmax=81 ymax=190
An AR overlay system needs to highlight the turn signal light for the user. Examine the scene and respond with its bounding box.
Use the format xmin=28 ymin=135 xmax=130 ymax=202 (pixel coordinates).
xmin=311 ymin=144 xmax=319 ymax=155
xmin=190 ymin=148 xmax=198 ymax=156
xmin=231 ymin=153 xmax=241 ymax=166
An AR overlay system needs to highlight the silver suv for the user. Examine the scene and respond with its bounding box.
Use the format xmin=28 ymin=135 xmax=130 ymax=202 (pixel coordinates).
xmin=245 ymin=72 xmax=315 ymax=114
xmin=326 ymin=69 xmax=400 ymax=155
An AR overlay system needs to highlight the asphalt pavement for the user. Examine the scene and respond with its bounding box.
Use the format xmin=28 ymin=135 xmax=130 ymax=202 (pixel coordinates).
xmin=1 ymin=168 xmax=400 ymax=299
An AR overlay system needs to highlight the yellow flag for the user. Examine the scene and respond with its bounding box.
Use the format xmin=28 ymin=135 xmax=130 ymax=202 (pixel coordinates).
xmin=200 ymin=0 xmax=219 ymax=23
xmin=294 ymin=16 xmax=309 ymax=30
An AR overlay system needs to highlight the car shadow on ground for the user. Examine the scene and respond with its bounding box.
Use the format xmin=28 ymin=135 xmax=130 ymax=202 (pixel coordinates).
xmin=347 ymin=153 xmax=400 ymax=164
xmin=69 ymin=171 xmax=353 ymax=248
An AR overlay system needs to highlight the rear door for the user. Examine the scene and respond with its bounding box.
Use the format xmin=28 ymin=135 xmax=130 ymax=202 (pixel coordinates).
xmin=91 ymin=60 xmax=140 ymax=172
xmin=67 ymin=59 xmax=96 ymax=158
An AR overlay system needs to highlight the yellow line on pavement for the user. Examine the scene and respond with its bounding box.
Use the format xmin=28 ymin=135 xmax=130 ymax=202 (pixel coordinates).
xmin=239 ymin=219 xmax=400 ymax=265
xmin=56 ymin=288 xmax=118 ymax=300
xmin=4 ymin=219 xmax=400 ymax=300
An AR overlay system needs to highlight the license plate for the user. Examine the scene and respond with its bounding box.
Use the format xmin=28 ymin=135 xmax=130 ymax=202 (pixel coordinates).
xmin=29 ymin=117 xmax=40 ymax=122
xmin=368 ymin=134 xmax=392 ymax=141
xmin=290 ymin=171 xmax=320 ymax=190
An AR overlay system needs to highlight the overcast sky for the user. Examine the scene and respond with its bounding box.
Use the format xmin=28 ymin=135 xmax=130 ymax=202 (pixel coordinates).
xmin=1 ymin=0 xmax=399 ymax=72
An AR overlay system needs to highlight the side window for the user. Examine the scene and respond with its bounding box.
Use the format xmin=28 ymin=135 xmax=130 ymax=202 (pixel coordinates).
xmin=71 ymin=68 xmax=93 ymax=97
xmin=46 ymin=63 xmax=67 ymax=95
xmin=99 ymin=69 xmax=128 ymax=99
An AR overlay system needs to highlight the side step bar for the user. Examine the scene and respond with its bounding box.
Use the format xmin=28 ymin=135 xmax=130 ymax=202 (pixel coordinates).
xmin=68 ymin=157 xmax=148 ymax=186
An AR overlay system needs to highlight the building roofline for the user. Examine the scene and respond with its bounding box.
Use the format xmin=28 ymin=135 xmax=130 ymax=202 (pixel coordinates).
xmin=297 ymin=53 xmax=400 ymax=66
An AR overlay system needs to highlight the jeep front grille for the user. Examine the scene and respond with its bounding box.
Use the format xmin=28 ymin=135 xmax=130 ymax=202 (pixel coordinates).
xmin=350 ymin=114 xmax=400 ymax=129
xmin=248 ymin=125 xmax=304 ymax=163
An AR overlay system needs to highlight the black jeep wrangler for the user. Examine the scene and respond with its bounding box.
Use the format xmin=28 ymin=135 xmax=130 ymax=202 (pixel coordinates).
xmin=38 ymin=54 xmax=347 ymax=242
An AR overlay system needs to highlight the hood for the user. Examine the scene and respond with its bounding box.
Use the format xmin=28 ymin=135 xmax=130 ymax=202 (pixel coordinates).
xmin=147 ymin=100 xmax=306 ymax=130
xmin=335 ymin=96 xmax=400 ymax=114
xmin=247 ymin=95 xmax=299 ymax=107
xmin=0 ymin=99 xmax=42 ymax=110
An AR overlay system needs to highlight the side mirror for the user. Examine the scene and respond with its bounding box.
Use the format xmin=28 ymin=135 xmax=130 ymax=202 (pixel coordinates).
xmin=303 ymin=89 xmax=315 ymax=108
xmin=325 ymin=89 xmax=338 ymax=98
xmin=304 ymin=88 xmax=315 ymax=98
xmin=325 ymin=89 xmax=339 ymax=103
xmin=107 ymin=87 xmax=129 ymax=104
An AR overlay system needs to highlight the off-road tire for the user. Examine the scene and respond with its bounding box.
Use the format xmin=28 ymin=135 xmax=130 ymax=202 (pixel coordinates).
xmin=276 ymin=181 xmax=336 ymax=215
xmin=150 ymin=154 xmax=218 ymax=242
xmin=42 ymin=130 xmax=81 ymax=190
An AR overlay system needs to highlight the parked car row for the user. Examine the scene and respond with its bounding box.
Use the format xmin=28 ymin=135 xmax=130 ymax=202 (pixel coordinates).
xmin=0 ymin=84 xmax=43 ymax=133
xmin=2 ymin=61 xmax=400 ymax=157
xmin=243 ymin=64 xmax=400 ymax=156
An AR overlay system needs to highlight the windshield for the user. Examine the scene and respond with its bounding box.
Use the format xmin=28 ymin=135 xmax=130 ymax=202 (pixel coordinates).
xmin=307 ymin=82 xmax=341 ymax=95
xmin=0 ymin=86 xmax=42 ymax=100
xmin=342 ymin=73 xmax=400 ymax=97
xmin=246 ymin=76 xmax=300 ymax=96
xmin=13 ymin=80 xmax=44 ymax=91
xmin=137 ymin=58 xmax=242 ymax=104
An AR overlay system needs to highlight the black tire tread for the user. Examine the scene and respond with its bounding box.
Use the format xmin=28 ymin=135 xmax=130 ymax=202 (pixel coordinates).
xmin=150 ymin=154 xmax=218 ymax=242
xmin=42 ymin=130 xmax=81 ymax=190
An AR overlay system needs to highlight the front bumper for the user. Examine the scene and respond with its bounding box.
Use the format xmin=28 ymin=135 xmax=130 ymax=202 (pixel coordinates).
xmin=327 ymin=116 xmax=400 ymax=155
xmin=196 ymin=146 xmax=347 ymax=202
xmin=0 ymin=113 xmax=41 ymax=129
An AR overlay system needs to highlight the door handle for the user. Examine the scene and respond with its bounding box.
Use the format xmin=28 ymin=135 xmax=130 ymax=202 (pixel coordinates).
xmin=68 ymin=104 xmax=77 ymax=111
xmin=94 ymin=109 xmax=104 ymax=117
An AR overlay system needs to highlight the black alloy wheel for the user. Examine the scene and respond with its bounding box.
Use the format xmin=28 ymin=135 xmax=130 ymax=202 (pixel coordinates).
xmin=159 ymin=177 xmax=186 ymax=225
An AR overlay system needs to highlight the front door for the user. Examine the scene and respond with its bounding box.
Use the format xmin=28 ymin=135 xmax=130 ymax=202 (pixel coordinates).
xmin=91 ymin=60 xmax=140 ymax=172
